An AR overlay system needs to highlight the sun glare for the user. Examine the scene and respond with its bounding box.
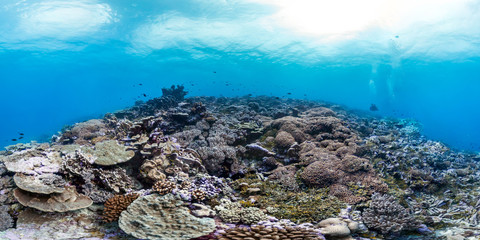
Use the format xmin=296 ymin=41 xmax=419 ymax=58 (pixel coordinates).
xmin=265 ymin=0 xmax=384 ymax=37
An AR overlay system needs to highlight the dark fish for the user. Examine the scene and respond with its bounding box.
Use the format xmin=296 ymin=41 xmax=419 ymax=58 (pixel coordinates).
xmin=19 ymin=137 xmax=23 ymax=139
xmin=139 ymin=83 xmax=143 ymax=86
xmin=370 ymin=104 xmax=378 ymax=111
xmin=304 ymin=94 xmax=307 ymax=96
xmin=11 ymin=139 xmax=17 ymax=141
xmin=19 ymin=132 xmax=24 ymax=135
xmin=287 ymin=92 xmax=292 ymax=95
xmin=213 ymin=71 xmax=216 ymax=73
xmin=143 ymin=94 xmax=147 ymax=97
xmin=275 ymin=97 xmax=280 ymax=100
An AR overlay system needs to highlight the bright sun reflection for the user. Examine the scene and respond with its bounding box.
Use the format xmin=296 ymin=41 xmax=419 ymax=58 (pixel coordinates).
xmin=263 ymin=0 xmax=384 ymax=36
xmin=256 ymin=0 xmax=476 ymax=41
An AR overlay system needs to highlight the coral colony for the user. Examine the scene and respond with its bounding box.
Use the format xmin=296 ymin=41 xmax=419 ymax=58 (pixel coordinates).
xmin=1 ymin=85 xmax=480 ymax=239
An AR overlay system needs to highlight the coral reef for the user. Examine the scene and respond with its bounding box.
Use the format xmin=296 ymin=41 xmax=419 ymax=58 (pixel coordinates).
xmin=118 ymin=194 xmax=216 ymax=240
xmin=3 ymin=93 xmax=480 ymax=239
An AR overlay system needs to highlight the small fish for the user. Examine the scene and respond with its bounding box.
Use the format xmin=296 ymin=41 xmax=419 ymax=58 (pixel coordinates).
xmin=143 ymin=94 xmax=147 ymax=97
xmin=11 ymin=139 xmax=17 ymax=141
xmin=275 ymin=97 xmax=280 ymax=100
xmin=370 ymin=104 xmax=378 ymax=111
xmin=19 ymin=132 xmax=24 ymax=135
xmin=139 ymin=83 xmax=143 ymax=86
xmin=287 ymin=92 xmax=292 ymax=95
xmin=304 ymin=94 xmax=307 ymax=96
xmin=19 ymin=137 xmax=23 ymax=140
xmin=213 ymin=71 xmax=216 ymax=73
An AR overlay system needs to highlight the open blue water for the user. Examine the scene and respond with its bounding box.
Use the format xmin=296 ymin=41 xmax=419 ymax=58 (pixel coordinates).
xmin=1 ymin=0 xmax=479 ymax=151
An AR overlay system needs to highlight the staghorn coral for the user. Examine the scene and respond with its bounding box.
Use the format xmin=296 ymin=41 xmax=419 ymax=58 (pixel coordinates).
xmin=102 ymin=193 xmax=139 ymax=223
xmin=362 ymin=193 xmax=421 ymax=235
xmin=218 ymin=225 xmax=323 ymax=240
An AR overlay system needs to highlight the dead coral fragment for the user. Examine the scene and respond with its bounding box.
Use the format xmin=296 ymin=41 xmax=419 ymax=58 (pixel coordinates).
xmin=218 ymin=225 xmax=323 ymax=240
xmin=14 ymin=186 xmax=93 ymax=212
xmin=102 ymin=193 xmax=139 ymax=223
xmin=152 ymin=180 xmax=176 ymax=195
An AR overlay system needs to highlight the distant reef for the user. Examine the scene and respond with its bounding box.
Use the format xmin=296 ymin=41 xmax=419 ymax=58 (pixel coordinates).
xmin=1 ymin=85 xmax=480 ymax=240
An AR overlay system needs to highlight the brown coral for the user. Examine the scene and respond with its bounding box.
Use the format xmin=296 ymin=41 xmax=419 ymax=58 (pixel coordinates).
xmin=152 ymin=180 xmax=176 ymax=195
xmin=102 ymin=193 xmax=139 ymax=223
xmin=218 ymin=225 xmax=322 ymax=240
xmin=191 ymin=189 xmax=207 ymax=201
xmin=300 ymin=159 xmax=345 ymax=187
xmin=274 ymin=131 xmax=296 ymax=149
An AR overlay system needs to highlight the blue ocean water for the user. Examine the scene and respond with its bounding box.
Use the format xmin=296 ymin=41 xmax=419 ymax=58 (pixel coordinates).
xmin=0 ymin=0 xmax=479 ymax=151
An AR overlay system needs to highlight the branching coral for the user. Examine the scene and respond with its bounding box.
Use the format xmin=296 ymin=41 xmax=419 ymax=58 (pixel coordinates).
xmin=362 ymin=193 xmax=421 ymax=235
xmin=102 ymin=193 xmax=139 ymax=223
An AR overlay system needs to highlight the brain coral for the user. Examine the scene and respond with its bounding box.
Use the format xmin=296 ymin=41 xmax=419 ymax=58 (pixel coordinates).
xmin=118 ymin=193 xmax=216 ymax=240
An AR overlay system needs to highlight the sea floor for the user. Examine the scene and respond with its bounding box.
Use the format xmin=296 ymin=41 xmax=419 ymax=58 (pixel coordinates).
xmin=1 ymin=86 xmax=480 ymax=240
